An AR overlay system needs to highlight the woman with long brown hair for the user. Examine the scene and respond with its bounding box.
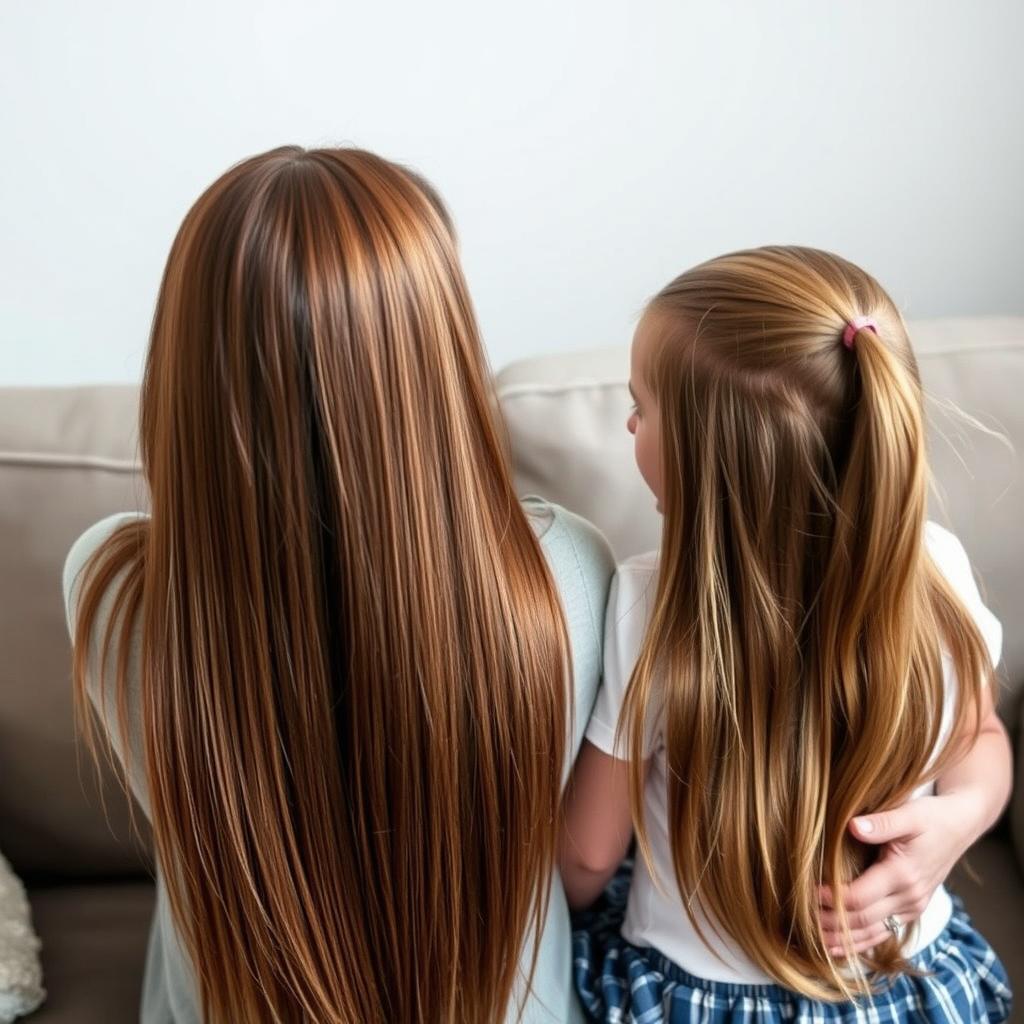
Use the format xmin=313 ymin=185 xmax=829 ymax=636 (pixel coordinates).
xmin=63 ymin=146 xmax=614 ymax=1023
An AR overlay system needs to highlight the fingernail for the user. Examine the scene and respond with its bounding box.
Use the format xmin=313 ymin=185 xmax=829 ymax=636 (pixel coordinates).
xmin=853 ymin=816 xmax=873 ymax=834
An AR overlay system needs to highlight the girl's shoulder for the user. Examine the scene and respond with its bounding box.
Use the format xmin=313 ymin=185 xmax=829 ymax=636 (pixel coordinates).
xmin=606 ymin=551 xmax=659 ymax=631
xmin=614 ymin=550 xmax=660 ymax=585
xmin=924 ymin=520 xmax=1002 ymax=667
xmin=925 ymin=520 xmax=981 ymax=592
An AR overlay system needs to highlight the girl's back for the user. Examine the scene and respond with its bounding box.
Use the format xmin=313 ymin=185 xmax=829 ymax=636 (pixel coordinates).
xmin=588 ymin=520 xmax=1000 ymax=986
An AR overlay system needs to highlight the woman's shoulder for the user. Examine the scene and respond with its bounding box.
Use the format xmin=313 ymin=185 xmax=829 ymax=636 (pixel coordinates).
xmin=522 ymin=497 xmax=615 ymax=664
xmin=63 ymin=512 xmax=151 ymax=813
xmin=522 ymin=497 xmax=614 ymax=589
xmin=63 ymin=512 xmax=148 ymax=633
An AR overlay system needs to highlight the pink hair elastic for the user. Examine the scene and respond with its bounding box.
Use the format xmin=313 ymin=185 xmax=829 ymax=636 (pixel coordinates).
xmin=842 ymin=316 xmax=877 ymax=349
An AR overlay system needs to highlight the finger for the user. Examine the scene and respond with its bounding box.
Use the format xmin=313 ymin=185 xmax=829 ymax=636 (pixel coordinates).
xmin=826 ymin=923 xmax=893 ymax=957
xmin=822 ymin=896 xmax=925 ymax=951
xmin=819 ymin=892 xmax=902 ymax=935
xmin=849 ymin=803 xmax=923 ymax=846
xmin=823 ymin=861 xmax=897 ymax=914
xmin=820 ymin=908 xmax=869 ymax=934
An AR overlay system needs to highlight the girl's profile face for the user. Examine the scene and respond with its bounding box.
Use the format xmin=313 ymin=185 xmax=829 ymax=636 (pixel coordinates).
xmin=627 ymin=315 xmax=664 ymax=512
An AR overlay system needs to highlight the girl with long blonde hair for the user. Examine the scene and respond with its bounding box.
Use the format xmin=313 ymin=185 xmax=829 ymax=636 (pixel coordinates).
xmin=63 ymin=146 xmax=615 ymax=1023
xmin=560 ymin=246 xmax=1012 ymax=1022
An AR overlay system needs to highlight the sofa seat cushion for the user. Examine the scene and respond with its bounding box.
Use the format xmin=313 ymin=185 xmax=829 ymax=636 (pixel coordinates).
xmin=27 ymin=879 xmax=153 ymax=1023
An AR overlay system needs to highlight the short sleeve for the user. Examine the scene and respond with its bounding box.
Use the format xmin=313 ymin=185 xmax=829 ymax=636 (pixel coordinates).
xmin=62 ymin=512 xmax=151 ymax=815
xmin=925 ymin=522 xmax=1002 ymax=668
xmin=63 ymin=513 xmax=144 ymax=636
xmin=530 ymin=500 xmax=615 ymax=786
xmin=585 ymin=555 xmax=660 ymax=761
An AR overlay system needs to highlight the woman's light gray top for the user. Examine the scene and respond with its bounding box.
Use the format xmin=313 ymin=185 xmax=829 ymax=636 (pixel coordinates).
xmin=63 ymin=497 xmax=614 ymax=1024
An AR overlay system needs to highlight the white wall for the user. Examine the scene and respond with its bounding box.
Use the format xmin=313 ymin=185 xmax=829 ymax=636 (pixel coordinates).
xmin=1 ymin=0 xmax=1022 ymax=386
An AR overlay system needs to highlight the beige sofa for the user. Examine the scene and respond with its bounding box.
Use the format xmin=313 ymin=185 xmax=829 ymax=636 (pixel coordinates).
xmin=0 ymin=317 xmax=1020 ymax=1021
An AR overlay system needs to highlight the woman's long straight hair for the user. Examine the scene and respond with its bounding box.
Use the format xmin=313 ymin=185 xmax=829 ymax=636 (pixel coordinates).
xmin=623 ymin=246 xmax=993 ymax=1000
xmin=72 ymin=147 xmax=568 ymax=1023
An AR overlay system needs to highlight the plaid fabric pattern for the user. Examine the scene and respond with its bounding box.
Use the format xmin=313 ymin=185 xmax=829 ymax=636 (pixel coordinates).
xmin=573 ymin=862 xmax=1012 ymax=1023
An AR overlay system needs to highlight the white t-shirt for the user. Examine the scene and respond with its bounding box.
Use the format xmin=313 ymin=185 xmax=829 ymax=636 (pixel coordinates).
xmin=584 ymin=522 xmax=1003 ymax=985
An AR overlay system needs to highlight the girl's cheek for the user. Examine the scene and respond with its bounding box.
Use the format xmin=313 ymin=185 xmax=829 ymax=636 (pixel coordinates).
xmin=636 ymin=426 xmax=663 ymax=508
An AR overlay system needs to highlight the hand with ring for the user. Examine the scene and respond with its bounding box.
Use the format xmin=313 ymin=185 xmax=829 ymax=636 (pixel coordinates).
xmin=818 ymin=790 xmax=990 ymax=956
xmin=818 ymin=678 xmax=1011 ymax=956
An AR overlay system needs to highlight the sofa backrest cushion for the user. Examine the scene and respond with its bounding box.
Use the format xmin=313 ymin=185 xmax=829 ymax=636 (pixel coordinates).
xmin=1 ymin=316 xmax=1020 ymax=879
xmin=0 ymin=386 xmax=147 ymax=878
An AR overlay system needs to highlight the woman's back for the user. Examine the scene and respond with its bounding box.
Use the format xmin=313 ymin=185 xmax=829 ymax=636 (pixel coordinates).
xmin=65 ymin=498 xmax=613 ymax=1023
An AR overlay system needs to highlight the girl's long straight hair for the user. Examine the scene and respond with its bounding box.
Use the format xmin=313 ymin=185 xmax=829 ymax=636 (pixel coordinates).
xmin=623 ymin=246 xmax=992 ymax=1000
xmin=72 ymin=147 xmax=568 ymax=1023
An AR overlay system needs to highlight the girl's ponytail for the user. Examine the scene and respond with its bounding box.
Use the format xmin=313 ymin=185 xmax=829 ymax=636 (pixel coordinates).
xmin=814 ymin=316 xmax=946 ymax=979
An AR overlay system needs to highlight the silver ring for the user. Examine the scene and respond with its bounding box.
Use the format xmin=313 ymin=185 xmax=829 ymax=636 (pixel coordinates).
xmin=884 ymin=914 xmax=904 ymax=940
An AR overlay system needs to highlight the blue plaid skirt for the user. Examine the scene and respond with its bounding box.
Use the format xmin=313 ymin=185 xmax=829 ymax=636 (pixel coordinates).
xmin=572 ymin=862 xmax=1012 ymax=1023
